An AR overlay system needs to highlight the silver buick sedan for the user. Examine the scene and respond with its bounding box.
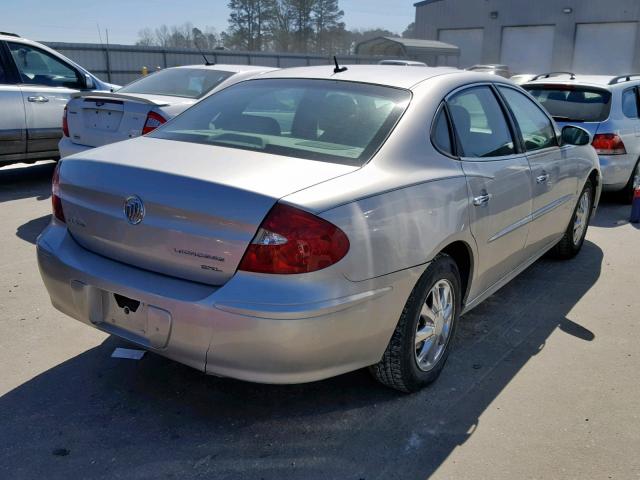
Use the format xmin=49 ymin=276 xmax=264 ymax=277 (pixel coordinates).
xmin=37 ymin=66 xmax=600 ymax=392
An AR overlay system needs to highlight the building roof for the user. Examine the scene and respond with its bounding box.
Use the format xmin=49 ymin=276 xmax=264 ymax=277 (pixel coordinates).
xmin=355 ymin=36 xmax=460 ymax=57
xmin=414 ymin=0 xmax=444 ymax=7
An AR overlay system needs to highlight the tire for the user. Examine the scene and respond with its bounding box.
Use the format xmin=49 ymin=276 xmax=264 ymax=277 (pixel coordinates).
xmin=370 ymin=253 xmax=461 ymax=393
xmin=550 ymin=179 xmax=593 ymax=260
xmin=619 ymin=159 xmax=640 ymax=204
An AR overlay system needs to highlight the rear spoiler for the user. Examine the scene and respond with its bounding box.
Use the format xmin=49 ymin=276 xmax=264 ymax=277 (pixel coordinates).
xmin=71 ymin=91 xmax=170 ymax=106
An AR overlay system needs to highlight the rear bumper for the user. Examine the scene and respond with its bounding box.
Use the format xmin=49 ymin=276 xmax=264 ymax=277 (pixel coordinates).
xmin=599 ymin=153 xmax=637 ymax=191
xmin=58 ymin=137 xmax=93 ymax=158
xmin=37 ymin=222 xmax=423 ymax=384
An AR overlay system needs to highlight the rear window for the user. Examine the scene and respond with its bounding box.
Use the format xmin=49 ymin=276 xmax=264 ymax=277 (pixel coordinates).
xmin=117 ymin=68 xmax=233 ymax=99
xmin=150 ymin=78 xmax=411 ymax=166
xmin=524 ymin=85 xmax=611 ymax=122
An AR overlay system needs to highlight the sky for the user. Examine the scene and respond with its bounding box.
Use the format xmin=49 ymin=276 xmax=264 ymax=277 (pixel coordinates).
xmin=2 ymin=0 xmax=416 ymax=45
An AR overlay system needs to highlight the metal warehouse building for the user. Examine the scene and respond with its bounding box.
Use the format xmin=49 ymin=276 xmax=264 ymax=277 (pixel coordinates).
xmin=413 ymin=0 xmax=640 ymax=74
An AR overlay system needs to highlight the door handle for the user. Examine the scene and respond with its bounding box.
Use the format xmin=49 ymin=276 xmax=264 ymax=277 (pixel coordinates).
xmin=536 ymin=172 xmax=550 ymax=184
xmin=27 ymin=95 xmax=49 ymax=103
xmin=473 ymin=193 xmax=491 ymax=206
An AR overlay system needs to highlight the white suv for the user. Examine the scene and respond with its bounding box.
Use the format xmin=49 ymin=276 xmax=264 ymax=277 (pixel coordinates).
xmin=524 ymin=72 xmax=640 ymax=202
xmin=0 ymin=32 xmax=115 ymax=166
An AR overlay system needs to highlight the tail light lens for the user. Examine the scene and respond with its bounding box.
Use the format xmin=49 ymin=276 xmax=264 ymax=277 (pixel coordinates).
xmin=142 ymin=111 xmax=166 ymax=135
xmin=238 ymin=203 xmax=350 ymax=274
xmin=52 ymin=162 xmax=65 ymax=223
xmin=62 ymin=105 xmax=69 ymax=137
xmin=592 ymin=133 xmax=626 ymax=155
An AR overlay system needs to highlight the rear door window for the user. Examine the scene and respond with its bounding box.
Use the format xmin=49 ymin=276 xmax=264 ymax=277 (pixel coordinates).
xmin=524 ymin=85 xmax=612 ymax=122
xmin=431 ymin=106 xmax=453 ymax=156
xmin=498 ymin=86 xmax=558 ymax=152
xmin=622 ymin=88 xmax=639 ymax=118
xmin=447 ymin=86 xmax=515 ymax=158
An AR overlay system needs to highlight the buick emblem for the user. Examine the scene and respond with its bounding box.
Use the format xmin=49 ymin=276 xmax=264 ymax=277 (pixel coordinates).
xmin=124 ymin=195 xmax=145 ymax=225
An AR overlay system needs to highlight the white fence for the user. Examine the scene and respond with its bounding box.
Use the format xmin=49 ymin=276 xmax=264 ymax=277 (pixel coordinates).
xmin=44 ymin=42 xmax=386 ymax=85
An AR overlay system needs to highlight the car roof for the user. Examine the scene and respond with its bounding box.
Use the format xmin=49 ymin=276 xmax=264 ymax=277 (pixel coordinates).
xmin=255 ymin=65 xmax=467 ymax=89
xmin=170 ymin=64 xmax=277 ymax=73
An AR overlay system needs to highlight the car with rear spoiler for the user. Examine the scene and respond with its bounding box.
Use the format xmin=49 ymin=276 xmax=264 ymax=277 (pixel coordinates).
xmin=523 ymin=71 xmax=640 ymax=202
xmin=58 ymin=64 xmax=278 ymax=158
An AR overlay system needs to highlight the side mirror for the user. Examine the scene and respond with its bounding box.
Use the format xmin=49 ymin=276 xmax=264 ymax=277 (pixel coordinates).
xmin=83 ymin=73 xmax=95 ymax=90
xmin=561 ymin=125 xmax=591 ymax=146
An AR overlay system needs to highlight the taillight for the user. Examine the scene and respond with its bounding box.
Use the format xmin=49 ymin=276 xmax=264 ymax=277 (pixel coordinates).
xmin=62 ymin=105 xmax=69 ymax=137
xmin=52 ymin=162 xmax=65 ymax=223
xmin=238 ymin=203 xmax=350 ymax=274
xmin=592 ymin=133 xmax=626 ymax=155
xmin=142 ymin=111 xmax=166 ymax=135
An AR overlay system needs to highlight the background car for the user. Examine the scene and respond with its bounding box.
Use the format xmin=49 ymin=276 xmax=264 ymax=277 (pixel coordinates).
xmin=466 ymin=64 xmax=511 ymax=78
xmin=0 ymin=32 xmax=116 ymax=165
xmin=58 ymin=64 xmax=278 ymax=158
xmin=510 ymin=74 xmax=537 ymax=85
xmin=524 ymin=72 xmax=640 ymax=202
xmin=378 ymin=59 xmax=427 ymax=66
xmin=37 ymin=66 xmax=599 ymax=393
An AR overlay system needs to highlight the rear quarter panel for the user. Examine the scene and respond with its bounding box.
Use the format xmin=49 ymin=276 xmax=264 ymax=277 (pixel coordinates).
xmin=285 ymin=73 xmax=479 ymax=283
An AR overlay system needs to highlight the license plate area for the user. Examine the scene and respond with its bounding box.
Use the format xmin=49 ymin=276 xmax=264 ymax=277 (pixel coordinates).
xmin=99 ymin=291 xmax=172 ymax=349
xmin=83 ymin=108 xmax=123 ymax=131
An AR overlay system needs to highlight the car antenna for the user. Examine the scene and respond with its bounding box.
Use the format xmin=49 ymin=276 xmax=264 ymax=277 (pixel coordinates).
xmin=333 ymin=56 xmax=348 ymax=74
xmin=195 ymin=42 xmax=214 ymax=66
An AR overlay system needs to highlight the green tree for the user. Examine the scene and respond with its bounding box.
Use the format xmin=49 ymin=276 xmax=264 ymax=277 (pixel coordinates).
xmin=402 ymin=22 xmax=415 ymax=38
xmin=225 ymin=0 xmax=277 ymax=51
xmin=312 ymin=0 xmax=344 ymax=54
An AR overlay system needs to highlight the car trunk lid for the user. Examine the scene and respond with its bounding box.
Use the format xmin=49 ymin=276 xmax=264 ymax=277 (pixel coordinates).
xmin=58 ymin=137 xmax=357 ymax=285
xmin=65 ymin=92 xmax=186 ymax=148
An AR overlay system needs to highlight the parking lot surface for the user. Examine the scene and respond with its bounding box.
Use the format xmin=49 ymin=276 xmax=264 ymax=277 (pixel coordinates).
xmin=1 ymin=161 xmax=639 ymax=480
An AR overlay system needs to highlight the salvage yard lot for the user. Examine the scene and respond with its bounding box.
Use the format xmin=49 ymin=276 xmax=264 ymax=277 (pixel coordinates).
xmin=1 ymin=161 xmax=639 ymax=480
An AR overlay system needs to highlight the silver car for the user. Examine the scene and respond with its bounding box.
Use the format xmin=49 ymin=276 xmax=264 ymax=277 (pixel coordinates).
xmin=0 ymin=32 xmax=116 ymax=165
xmin=58 ymin=64 xmax=277 ymax=158
xmin=37 ymin=66 xmax=600 ymax=392
xmin=524 ymin=72 xmax=640 ymax=202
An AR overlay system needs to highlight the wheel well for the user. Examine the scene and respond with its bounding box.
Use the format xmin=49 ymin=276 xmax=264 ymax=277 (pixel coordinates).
xmin=588 ymin=169 xmax=599 ymax=190
xmin=440 ymin=241 xmax=473 ymax=303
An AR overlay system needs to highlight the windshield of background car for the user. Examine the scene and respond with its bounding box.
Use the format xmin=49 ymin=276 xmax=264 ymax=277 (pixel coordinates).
xmin=524 ymin=85 xmax=612 ymax=122
xmin=149 ymin=78 xmax=412 ymax=166
xmin=117 ymin=68 xmax=233 ymax=99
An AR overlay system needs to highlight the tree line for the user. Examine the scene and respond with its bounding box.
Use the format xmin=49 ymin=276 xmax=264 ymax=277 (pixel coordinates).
xmin=136 ymin=0 xmax=415 ymax=55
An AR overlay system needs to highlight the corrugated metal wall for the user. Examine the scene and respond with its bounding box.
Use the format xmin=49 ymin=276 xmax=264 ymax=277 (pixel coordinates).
xmin=44 ymin=42 xmax=384 ymax=85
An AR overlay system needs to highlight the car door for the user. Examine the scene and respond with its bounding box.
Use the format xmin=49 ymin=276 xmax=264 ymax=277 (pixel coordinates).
xmin=6 ymin=41 xmax=84 ymax=157
xmin=446 ymin=84 xmax=533 ymax=295
xmin=497 ymin=85 xmax=576 ymax=254
xmin=0 ymin=41 xmax=26 ymax=161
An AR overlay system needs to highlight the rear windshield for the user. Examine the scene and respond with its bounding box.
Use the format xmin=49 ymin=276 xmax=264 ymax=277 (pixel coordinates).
xmin=149 ymin=78 xmax=411 ymax=166
xmin=524 ymin=85 xmax=612 ymax=122
xmin=117 ymin=68 xmax=233 ymax=99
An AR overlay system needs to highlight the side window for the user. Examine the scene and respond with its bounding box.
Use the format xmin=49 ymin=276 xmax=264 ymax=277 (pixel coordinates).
xmin=7 ymin=42 xmax=82 ymax=89
xmin=431 ymin=106 xmax=453 ymax=156
xmin=447 ymin=86 xmax=515 ymax=158
xmin=0 ymin=56 xmax=6 ymax=84
xmin=498 ymin=86 xmax=559 ymax=152
xmin=622 ymin=88 xmax=639 ymax=119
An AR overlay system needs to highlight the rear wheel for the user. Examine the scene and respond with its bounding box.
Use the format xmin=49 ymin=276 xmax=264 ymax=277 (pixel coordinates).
xmin=551 ymin=179 xmax=593 ymax=259
xmin=619 ymin=159 xmax=640 ymax=204
xmin=370 ymin=254 xmax=461 ymax=393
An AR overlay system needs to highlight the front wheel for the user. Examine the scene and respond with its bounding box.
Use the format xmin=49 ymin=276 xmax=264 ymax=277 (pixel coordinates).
xmin=550 ymin=179 xmax=593 ymax=259
xmin=370 ymin=253 xmax=461 ymax=393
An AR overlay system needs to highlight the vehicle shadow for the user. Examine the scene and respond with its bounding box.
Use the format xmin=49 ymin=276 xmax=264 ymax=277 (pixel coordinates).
xmin=591 ymin=194 xmax=639 ymax=229
xmin=16 ymin=214 xmax=51 ymax=244
xmin=0 ymin=161 xmax=55 ymax=203
xmin=0 ymin=242 xmax=603 ymax=480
